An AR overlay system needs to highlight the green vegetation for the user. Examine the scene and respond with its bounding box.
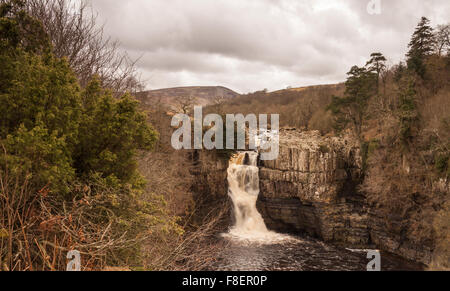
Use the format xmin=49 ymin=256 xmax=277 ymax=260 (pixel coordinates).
xmin=406 ymin=17 xmax=435 ymax=78
xmin=318 ymin=144 xmax=330 ymax=154
xmin=435 ymin=154 xmax=449 ymax=176
xmin=397 ymin=78 xmax=419 ymax=148
xmin=327 ymin=63 xmax=378 ymax=142
xmin=0 ymin=1 xmax=180 ymax=271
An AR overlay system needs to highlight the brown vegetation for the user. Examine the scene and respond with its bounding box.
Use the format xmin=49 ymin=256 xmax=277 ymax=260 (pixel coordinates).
xmin=205 ymin=84 xmax=344 ymax=134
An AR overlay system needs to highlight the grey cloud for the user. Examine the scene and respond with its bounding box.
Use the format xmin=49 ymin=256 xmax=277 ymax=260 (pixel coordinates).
xmin=89 ymin=0 xmax=450 ymax=93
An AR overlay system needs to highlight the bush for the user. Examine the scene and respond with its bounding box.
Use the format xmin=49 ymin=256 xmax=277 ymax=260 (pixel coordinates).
xmin=0 ymin=2 xmax=175 ymax=270
xmin=435 ymin=154 xmax=449 ymax=176
xmin=74 ymin=78 xmax=157 ymax=186
xmin=0 ymin=5 xmax=158 ymax=193
xmin=318 ymin=144 xmax=330 ymax=154
xmin=0 ymin=49 xmax=81 ymax=143
xmin=0 ymin=47 xmax=157 ymax=195
xmin=0 ymin=167 xmax=182 ymax=270
xmin=3 ymin=124 xmax=75 ymax=195
xmin=430 ymin=200 xmax=450 ymax=270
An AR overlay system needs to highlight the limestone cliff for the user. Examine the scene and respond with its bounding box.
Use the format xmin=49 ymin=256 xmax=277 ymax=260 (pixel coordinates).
xmin=256 ymin=129 xmax=433 ymax=264
xmin=190 ymin=150 xmax=230 ymax=225
xmin=257 ymin=129 xmax=368 ymax=246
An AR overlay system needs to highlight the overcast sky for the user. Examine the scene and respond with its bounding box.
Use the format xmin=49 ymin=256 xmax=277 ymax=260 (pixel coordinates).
xmin=89 ymin=0 xmax=449 ymax=93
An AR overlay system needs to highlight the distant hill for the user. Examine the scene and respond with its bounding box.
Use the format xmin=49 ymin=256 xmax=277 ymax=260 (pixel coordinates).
xmin=273 ymin=83 xmax=344 ymax=94
xmin=136 ymin=86 xmax=239 ymax=111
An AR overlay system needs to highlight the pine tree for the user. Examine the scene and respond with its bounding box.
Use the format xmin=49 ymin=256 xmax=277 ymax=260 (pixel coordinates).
xmin=366 ymin=52 xmax=387 ymax=94
xmin=406 ymin=17 xmax=435 ymax=78
xmin=397 ymin=78 xmax=419 ymax=147
xmin=327 ymin=65 xmax=377 ymax=143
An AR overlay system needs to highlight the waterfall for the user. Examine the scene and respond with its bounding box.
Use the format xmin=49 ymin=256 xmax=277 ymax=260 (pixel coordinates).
xmin=224 ymin=151 xmax=291 ymax=243
xmin=227 ymin=152 xmax=268 ymax=233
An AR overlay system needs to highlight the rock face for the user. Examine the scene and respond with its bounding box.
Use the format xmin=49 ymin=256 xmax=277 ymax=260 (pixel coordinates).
xmin=257 ymin=129 xmax=369 ymax=246
xmin=190 ymin=150 xmax=229 ymax=200
xmin=190 ymin=150 xmax=230 ymax=225
xmin=259 ymin=129 xmax=362 ymax=204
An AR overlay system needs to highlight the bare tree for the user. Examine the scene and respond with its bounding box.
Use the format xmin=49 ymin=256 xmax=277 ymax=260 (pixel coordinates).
xmin=175 ymin=95 xmax=197 ymax=114
xmin=25 ymin=0 xmax=144 ymax=95
xmin=434 ymin=24 xmax=450 ymax=57
xmin=295 ymin=99 xmax=315 ymax=130
xmin=212 ymin=95 xmax=226 ymax=116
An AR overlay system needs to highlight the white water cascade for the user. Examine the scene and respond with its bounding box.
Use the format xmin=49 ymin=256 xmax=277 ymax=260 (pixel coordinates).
xmin=223 ymin=151 xmax=292 ymax=243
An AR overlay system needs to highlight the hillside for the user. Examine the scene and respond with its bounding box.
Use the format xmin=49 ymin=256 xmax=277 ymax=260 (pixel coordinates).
xmin=205 ymin=83 xmax=345 ymax=132
xmin=136 ymin=86 xmax=239 ymax=112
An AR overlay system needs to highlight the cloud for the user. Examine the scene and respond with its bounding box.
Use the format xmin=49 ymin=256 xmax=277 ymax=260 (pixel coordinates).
xmin=89 ymin=0 xmax=450 ymax=93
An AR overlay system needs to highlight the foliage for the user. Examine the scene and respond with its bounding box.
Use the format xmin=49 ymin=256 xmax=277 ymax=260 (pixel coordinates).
xmin=0 ymin=0 xmax=50 ymax=54
xmin=3 ymin=124 xmax=75 ymax=195
xmin=0 ymin=1 xmax=179 ymax=271
xmin=74 ymin=78 xmax=157 ymax=186
xmin=0 ymin=1 xmax=157 ymax=193
xmin=397 ymin=78 xmax=419 ymax=147
xmin=0 ymin=49 xmax=81 ymax=143
xmin=361 ymin=139 xmax=380 ymax=172
xmin=406 ymin=17 xmax=435 ymax=78
xmin=327 ymin=64 xmax=377 ymax=141
xmin=435 ymin=154 xmax=449 ymax=176
xmin=366 ymin=52 xmax=387 ymax=95
xmin=430 ymin=199 xmax=450 ymax=270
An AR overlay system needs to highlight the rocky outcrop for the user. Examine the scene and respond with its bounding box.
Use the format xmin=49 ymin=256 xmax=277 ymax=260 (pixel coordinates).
xmin=257 ymin=129 xmax=369 ymax=246
xmin=258 ymin=129 xmax=362 ymax=203
xmin=190 ymin=150 xmax=230 ymax=225
xmin=190 ymin=150 xmax=229 ymax=200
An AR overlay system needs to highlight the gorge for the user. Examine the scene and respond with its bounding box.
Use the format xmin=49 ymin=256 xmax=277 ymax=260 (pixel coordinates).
xmin=192 ymin=128 xmax=434 ymax=270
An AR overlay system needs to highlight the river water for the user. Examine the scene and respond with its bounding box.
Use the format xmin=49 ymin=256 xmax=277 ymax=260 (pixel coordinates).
xmin=207 ymin=152 xmax=423 ymax=271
